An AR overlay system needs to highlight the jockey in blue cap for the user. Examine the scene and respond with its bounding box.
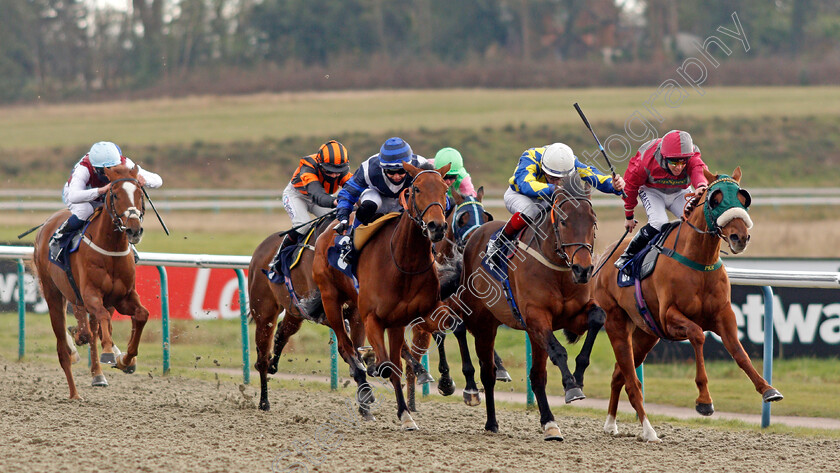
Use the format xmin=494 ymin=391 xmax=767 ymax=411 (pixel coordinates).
xmin=333 ymin=137 xmax=430 ymax=235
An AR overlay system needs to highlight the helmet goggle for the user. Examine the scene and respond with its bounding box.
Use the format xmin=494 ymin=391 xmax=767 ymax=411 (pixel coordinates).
xmin=665 ymin=157 xmax=689 ymax=165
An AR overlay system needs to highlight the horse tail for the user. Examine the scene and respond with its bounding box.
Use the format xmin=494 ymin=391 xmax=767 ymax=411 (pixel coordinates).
xmin=298 ymin=289 xmax=325 ymax=322
xmin=438 ymin=253 xmax=463 ymax=301
xmin=562 ymin=329 xmax=581 ymax=344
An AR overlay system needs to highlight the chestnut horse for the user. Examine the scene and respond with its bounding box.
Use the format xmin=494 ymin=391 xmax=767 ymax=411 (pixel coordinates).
xmin=249 ymin=217 xmax=370 ymax=412
xmin=448 ymin=174 xmax=606 ymax=440
xmin=33 ymin=165 xmax=150 ymax=399
xmin=312 ymin=162 xmax=455 ymax=429
xmin=595 ymin=167 xmax=782 ymax=442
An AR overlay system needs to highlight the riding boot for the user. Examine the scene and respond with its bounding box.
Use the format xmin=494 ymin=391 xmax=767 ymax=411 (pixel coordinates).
xmin=486 ymin=212 xmax=529 ymax=272
xmin=280 ymin=230 xmax=299 ymax=250
xmin=614 ymin=224 xmax=660 ymax=271
xmin=51 ymin=215 xmax=85 ymax=264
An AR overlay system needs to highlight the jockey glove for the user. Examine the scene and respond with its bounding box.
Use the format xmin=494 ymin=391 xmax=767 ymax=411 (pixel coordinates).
xmin=334 ymin=220 xmax=349 ymax=235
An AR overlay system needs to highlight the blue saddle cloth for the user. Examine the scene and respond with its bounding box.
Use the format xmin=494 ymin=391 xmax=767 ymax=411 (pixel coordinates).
xmin=264 ymin=243 xmax=300 ymax=285
xmin=617 ymin=244 xmax=655 ymax=288
xmin=327 ymin=234 xmax=358 ymax=284
xmin=48 ymin=221 xmax=91 ymax=272
xmin=481 ymin=229 xmax=515 ymax=282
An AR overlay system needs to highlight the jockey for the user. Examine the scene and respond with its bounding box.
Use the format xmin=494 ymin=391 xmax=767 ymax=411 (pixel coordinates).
xmin=614 ymin=130 xmax=709 ymax=270
xmin=52 ymin=141 xmax=163 ymax=262
xmin=283 ymin=140 xmax=352 ymax=246
xmin=334 ymin=137 xmax=429 ymax=236
xmin=429 ymin=147 xmax=477 ymax=198
xmin=486 ymin=142 xmax=625 ymax=269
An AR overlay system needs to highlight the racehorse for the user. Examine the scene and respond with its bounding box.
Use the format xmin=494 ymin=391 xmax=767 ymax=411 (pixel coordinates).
xmin=594 ymin=167 xmax=782 ymax=442
xmin=447 ymin=174 xmax=606 ymax=440
xmin=405 ymin=186 xmax=513 ymax=408
xmin=33 ymin=165 xmax=149 ymax=399
xmin=311 ymin=162 xmax=457 ymax=429
xmin=249 ymin=217 xmax=368 ymax=412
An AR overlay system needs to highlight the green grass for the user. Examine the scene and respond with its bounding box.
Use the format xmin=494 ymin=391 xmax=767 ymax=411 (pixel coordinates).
xmin=3 ymin=312 xmax=839 ymax=421
xmin=3 ymin=87 xmax=840 ymax=151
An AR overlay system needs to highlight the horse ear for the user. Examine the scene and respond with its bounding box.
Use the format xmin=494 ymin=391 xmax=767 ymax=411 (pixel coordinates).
xmin=731 ymin=166 xmax=742 ymax=183
xmin=476 ymin=186 xmax=484 ymax=202
xmin=703 ymin=167 xmax=716 ymax=183
xmin=403 ymin=162 xmax=420 ymax=178
xmin=436 ymin=163 xmax=452 ymax=177
xmin=129 ymin=166 xmax=139 ymax=178
xmin=104 ymin=166 xmax=117 ymax=181
xmin=484 ymin=211 xmax=494 ymax=222
xmin=452 ymin=190 xmax=465 ymax=205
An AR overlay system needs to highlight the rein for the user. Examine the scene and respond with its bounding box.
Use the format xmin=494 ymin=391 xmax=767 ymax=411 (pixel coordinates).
xmin=106 ymin=178 xmax=144 ymax=233
xmin=546 ymin=195 xmax=595 ymax=267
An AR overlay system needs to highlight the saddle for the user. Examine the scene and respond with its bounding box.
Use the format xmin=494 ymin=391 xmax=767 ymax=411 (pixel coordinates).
xmin=326 ymin=212 xmax=402 ymax=285
xmin=48 ymin=211 xmax=100 ymax=268
xmin=264 ymin=223 xmax=318 ymax=285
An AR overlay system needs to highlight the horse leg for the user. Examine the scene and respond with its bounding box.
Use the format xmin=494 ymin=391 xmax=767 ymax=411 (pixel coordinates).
xmin=98 ymin=309 xmax=119 ymax=365
xmin=88 ymin=314 xmax=109 ymax=387
xmin=405 ymin=352 xmax=416 ymax=413
xmin=475 ymin=324 xmax=499 ymax=433
xmin=323 ymin=292 xmax=372 ymax=419
xmin=70 ymin=304 xmax=91 ymax=346
xmin=269 ymin=311 xmax=303 ymax=374
xmin=113 ymin=290 xmax=150 ymax=373
xmin=432 ymin=331 xmax=456 ymax=396
xmin=604 ymin=310 xmax=658 ymax=442
xmin=664 ymin=307 xmax=715 ymax=415
xmin=45 ymin=284 xmax=81 ymax=399
xmin=388 ymin=327 xmax=417 ymax=430
xmin=402 ymin=329 xmax=433 ymax=385
xmin=571 ymin=302 xmax=607 ymax=389
xmin=455 ymin=321 xmax=480 ymax=406
xmin=251 ymin=293 xmax=281 ymax=411
xmin=527 ymin=312 xmax=583 ymax=404
xmin=363 ymin=315 xmax=392 ymax=379
xmin=529 ymin=342 xmax=562 ymax=440
xmin=604 ymin=326 xmax=659 ymax=436
xmin=714 ymin=307 xmax=783 ymax=402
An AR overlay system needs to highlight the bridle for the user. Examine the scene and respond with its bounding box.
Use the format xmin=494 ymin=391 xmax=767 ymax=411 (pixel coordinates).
xmin=106 ymin=177 xmax=145 ymax=233
xmin=399 ymin=170 xmax=447 ymax=239
xmin=547 ymin=195 xmax=595 ymax=266
xmin=392 ymin=170 xmax=447 ymax=275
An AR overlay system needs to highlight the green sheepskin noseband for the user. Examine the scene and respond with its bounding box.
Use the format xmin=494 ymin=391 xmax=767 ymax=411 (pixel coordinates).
xmin=703 ymin=175 xmax=750 ymax=230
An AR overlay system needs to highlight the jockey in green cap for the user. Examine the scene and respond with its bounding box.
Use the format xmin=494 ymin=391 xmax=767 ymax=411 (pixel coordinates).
xmin=430 ymin=147 xmax=477 ymax=198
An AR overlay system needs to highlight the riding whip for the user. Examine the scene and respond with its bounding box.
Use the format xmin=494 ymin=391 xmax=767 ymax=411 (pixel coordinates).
xmin=278 ymin=209 xmax=338 ymax=238
xmin=17 ymin=223 xmax=44 ymax=239
xmin=573 ymin=102 xmax=627 ymax=198
xmin=141 ymin=187 xmax=170 ymax=236
xmin=592 ymin=224 xmax=632 ymax=278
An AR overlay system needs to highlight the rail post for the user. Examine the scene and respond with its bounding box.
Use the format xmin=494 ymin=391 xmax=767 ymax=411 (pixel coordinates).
xmin=157 ymin=266 xmax=171 ymax=375
xmin=761 ymin=285 xmax=775 ymax=428
xmin=17 ymin=259 xmax=25 ymax=360
xmin=234 ymin=269 xmax=250 ymax=384
xmin=330 ymin=329 xmax=338 ymax=391
xmin=525 ymin=333 xmax=534 ymax=408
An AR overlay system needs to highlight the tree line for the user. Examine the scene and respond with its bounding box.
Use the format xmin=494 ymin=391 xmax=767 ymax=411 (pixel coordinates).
xmin=1 ymin=0 xmax=839 ymax=103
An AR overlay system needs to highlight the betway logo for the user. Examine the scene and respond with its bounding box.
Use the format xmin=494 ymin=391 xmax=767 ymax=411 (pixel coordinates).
xmin=0 ymin=272 xmax=48 ymax=313
xmin=725 ymin=294 xmax=840 ymax=345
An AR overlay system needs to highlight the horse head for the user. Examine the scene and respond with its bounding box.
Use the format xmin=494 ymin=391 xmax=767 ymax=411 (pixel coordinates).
xmin=104 ymin=165 xmax=145 ymax=245
xmin=691 ymin=166 xmax=752 ymax=254
xmin=403 ymin=162 xmax=450 ymax=243
xmin=548 ymin=175 xmax=596 ymax=284
xmin=451 ymin=186 xmax=492 ymax=251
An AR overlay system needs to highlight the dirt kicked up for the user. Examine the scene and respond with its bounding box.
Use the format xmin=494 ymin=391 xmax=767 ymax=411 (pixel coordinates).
xmin=1 ymin=360 xmax=838 ymax=473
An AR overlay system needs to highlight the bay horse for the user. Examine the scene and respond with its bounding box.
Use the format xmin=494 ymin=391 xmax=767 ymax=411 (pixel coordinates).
xmin=311 ymin=162 xmax=456 ymax=429
xmin=447 ymin=174 xmax=606 ymax=440
xmin=33 ymin=165 xmax=149 ymax=399
xmin=594 ymin=167 xmax=782 ymax=442
xmin=249 ymin=216 xmax=369 ymax=412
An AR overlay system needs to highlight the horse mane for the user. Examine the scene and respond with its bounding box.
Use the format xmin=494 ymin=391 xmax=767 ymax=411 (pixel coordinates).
xmin=556 ymin=173 xmax=591 ymax=200
xmin=682 ymin=184 xmax=709 ymax=219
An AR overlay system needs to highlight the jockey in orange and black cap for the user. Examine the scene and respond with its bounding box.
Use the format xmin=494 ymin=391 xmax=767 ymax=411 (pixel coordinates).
xmin=283 ymin=140 xmax=352 ymax=244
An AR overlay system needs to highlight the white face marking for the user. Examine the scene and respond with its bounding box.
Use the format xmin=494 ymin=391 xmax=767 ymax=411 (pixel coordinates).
xmin=121 ymin=182 xmax=141 ymax=220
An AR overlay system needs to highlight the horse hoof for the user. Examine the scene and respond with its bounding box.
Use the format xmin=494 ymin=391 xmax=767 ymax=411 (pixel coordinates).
xmin=763 ymin=388 xmax=784 ymax=402
xmin=463 ymin=389 xmax=481 ymax=407
xmin=495 ymin=369 xmax=512 ymax=382
xmin=564 ymin=387 xmax=585 ymax=404
xmin=91 ymin=374 xmax=109 ymax=387
xmin=437 ymin=377 xmax=456 ymax=396
xmin=415 ymin=372 xmax=435 ymax=385
xmin=114 ymin=354 xmax=137 ymax=374
xmin=484 ymin=422 xmax=498 ymax=433
xmin=100 ymin=352 xmax=117 ymax=365
xmin=361 ymin=411 xmax=376 ymax=422
xmin=400 ymin=412 xmax=418 ymax=431
xmin=696 ymin=402 xmax=715 ymax=416
xmin=259 ymin=401 xmax=270 ymax=411
xmin=543 ymin=421 xmax=564 ymax=441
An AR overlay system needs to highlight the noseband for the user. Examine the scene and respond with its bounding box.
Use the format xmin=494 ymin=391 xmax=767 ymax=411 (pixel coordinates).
xmin=549 ymin=196 xmax=595 ymax=266
xmin=106 ymin=177 xmax=144 ymax=233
